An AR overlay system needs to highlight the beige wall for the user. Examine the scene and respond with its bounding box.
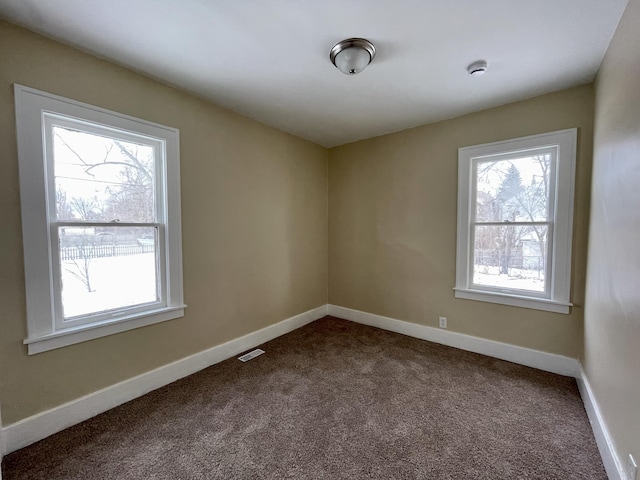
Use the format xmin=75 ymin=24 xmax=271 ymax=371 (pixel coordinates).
xmin=0 ymin=10 xmax=621 ymax=442
xmin=0 ymin=21 xmax=328 ymax=425
xmin=329 ymin=85 xmax=594 ymax=357
xmin=585 ymin=0 xmax=640 ymax=469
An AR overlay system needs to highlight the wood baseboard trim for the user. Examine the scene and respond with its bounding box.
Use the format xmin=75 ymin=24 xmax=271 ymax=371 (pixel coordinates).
xmin=2 ymin=305 xmax=328 ymax=454
xmin=327 ymin=304 xmax=580 ymax=377
xmin=4 ymin=303 xmax=621 ymax=480
xmin=576 ymin=366 xmax=626 ymax=480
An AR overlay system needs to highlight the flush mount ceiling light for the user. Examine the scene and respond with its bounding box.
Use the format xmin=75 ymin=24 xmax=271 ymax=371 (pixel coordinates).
xmin=468 ymin=60 xmax=488 ymax=77
xmin=330 ymin=38 xmax=376 ymax=75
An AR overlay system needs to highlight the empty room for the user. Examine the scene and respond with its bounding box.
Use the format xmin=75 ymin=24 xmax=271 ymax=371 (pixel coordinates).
xmin=0 ymin=1 xmax=638 ymax=479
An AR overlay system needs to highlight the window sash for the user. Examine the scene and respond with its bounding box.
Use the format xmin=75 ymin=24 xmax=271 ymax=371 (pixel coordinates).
xmin=42 ymin=112 xmax=167 ymax=331
xmin=469 ymin=221 xmax=554 ymax=298
xmin=43 ymin=113 xmax=166 ymax=225
xmin=464 ymin=147 xmax=559 ymax=299
xmin=51 ymin=222 xmax=168 ymax=329
xmin=42 ymin=112 xmax=170 ymax=330
xmin=471 ymin=148 xmax=558 ymax=224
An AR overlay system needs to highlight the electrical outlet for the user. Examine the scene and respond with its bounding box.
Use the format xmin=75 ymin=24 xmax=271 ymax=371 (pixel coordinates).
xmin=439 ymin=316 xmax=447 ymax=329
xmin=629 ymin=454 xmax=637 ymax=480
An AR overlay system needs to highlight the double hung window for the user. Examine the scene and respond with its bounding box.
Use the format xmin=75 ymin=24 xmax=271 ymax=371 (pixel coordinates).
xmin=455 ymin=129 xmax=577 ymax=313
xmin=15 ymin=85 xmax=185 ymax=353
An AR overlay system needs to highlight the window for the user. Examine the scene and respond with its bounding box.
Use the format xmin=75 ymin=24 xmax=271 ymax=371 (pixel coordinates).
xmin=15 ymin=85 xmax=185 ymax=354
xmin=455 ymin=129 xmax=577 ymax=314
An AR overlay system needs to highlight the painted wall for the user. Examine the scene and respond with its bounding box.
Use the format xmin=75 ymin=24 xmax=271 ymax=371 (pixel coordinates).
xmin=329 ymin=85 xmax=593 ymax=358
xmin=0 ymin=21 xmax=328 ymax=425
xmin=584 ymin=0 xmax=640 ymax=470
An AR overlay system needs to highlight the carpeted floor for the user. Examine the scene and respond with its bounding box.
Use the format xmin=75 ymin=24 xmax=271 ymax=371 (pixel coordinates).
xmin=2 ymin=316 xmax=606 ymax=479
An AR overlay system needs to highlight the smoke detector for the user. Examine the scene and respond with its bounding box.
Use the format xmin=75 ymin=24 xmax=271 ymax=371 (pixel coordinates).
xmin=468 ymin=60 xmax=488 ymax=77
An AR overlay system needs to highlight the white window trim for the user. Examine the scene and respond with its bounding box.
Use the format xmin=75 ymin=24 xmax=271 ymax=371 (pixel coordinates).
xmin=454 ymin=129 xmax=577 ymax=314
xmin=14 ymin=85 xmax=186 ymax=354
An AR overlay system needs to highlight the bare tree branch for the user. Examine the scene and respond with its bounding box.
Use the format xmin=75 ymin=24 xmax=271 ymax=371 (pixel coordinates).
xmin=54 ymin=131 xmax=113 ymax=177
xmin=113 ymin=140 xmax=153 ymax=182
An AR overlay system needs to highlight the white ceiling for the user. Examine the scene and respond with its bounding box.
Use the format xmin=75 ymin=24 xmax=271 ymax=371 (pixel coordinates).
xmin=0 ymin=0 xmax=629 ymax=147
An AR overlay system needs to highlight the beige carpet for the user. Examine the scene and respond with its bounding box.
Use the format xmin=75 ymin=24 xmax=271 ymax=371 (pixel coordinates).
xmin=2 ymin=316 xmax=606 ymax=479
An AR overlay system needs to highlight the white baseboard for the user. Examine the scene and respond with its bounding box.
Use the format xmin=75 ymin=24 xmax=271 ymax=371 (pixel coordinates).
xmin=577 ymin=366 xmax=626 ymax=480
xmin=3 ymin=302 xmax=620 ymax=480
xmin=2 ymin=305 xmax=327 ymax=455
xmin=0 ymin=401 xmax=4 ymax=471
xmin=327 ymin=304 xmax=581 ymax=378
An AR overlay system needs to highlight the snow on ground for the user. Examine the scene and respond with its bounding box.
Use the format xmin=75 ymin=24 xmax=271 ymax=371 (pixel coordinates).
xmin=61 ymin=252 xmax=157 ymax=318
xmin=473 ymin=265 xmax=545 ymax=293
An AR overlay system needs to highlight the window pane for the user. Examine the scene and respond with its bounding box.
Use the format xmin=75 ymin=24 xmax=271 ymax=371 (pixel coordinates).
xmin=475 ymin=152 xmax=552 ymax=222
xmin=53 ymin=125 xmax=155 ymax=223
xmin=473 ymin=225 xmax=548 ymax=293
xmin=59 ymin=226 xmax=159 ymax=319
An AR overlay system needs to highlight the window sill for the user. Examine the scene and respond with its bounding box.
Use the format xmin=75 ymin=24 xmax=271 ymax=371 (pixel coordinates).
xmin=24 ymin=305 xmax=187 ymax=354
xmin=454 ymin=288 xmax=571 ymax=314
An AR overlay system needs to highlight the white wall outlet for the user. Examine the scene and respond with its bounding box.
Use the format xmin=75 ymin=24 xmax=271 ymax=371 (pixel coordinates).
xmin=629 ymin=454 xmax=637 ymax=480
xmin=438 ymin=316 xmax=447 ymax=329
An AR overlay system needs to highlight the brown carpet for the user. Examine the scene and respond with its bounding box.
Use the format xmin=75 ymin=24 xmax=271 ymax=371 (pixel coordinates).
xmin=2 ymin=316 xmax=606 ymax=479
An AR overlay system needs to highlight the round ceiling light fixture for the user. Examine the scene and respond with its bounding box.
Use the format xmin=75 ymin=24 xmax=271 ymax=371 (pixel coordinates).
xmin=330 ymin=38 xmax=376 ymax=75
xmin=468 ymin=60 xmax=488 ymax=77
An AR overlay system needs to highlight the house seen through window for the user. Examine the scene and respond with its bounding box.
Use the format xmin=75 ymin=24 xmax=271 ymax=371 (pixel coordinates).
xmin=455 ymin=129 xmax=577 ymax=313
xmin=472 ymin=149 xmax=554 ymax=295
